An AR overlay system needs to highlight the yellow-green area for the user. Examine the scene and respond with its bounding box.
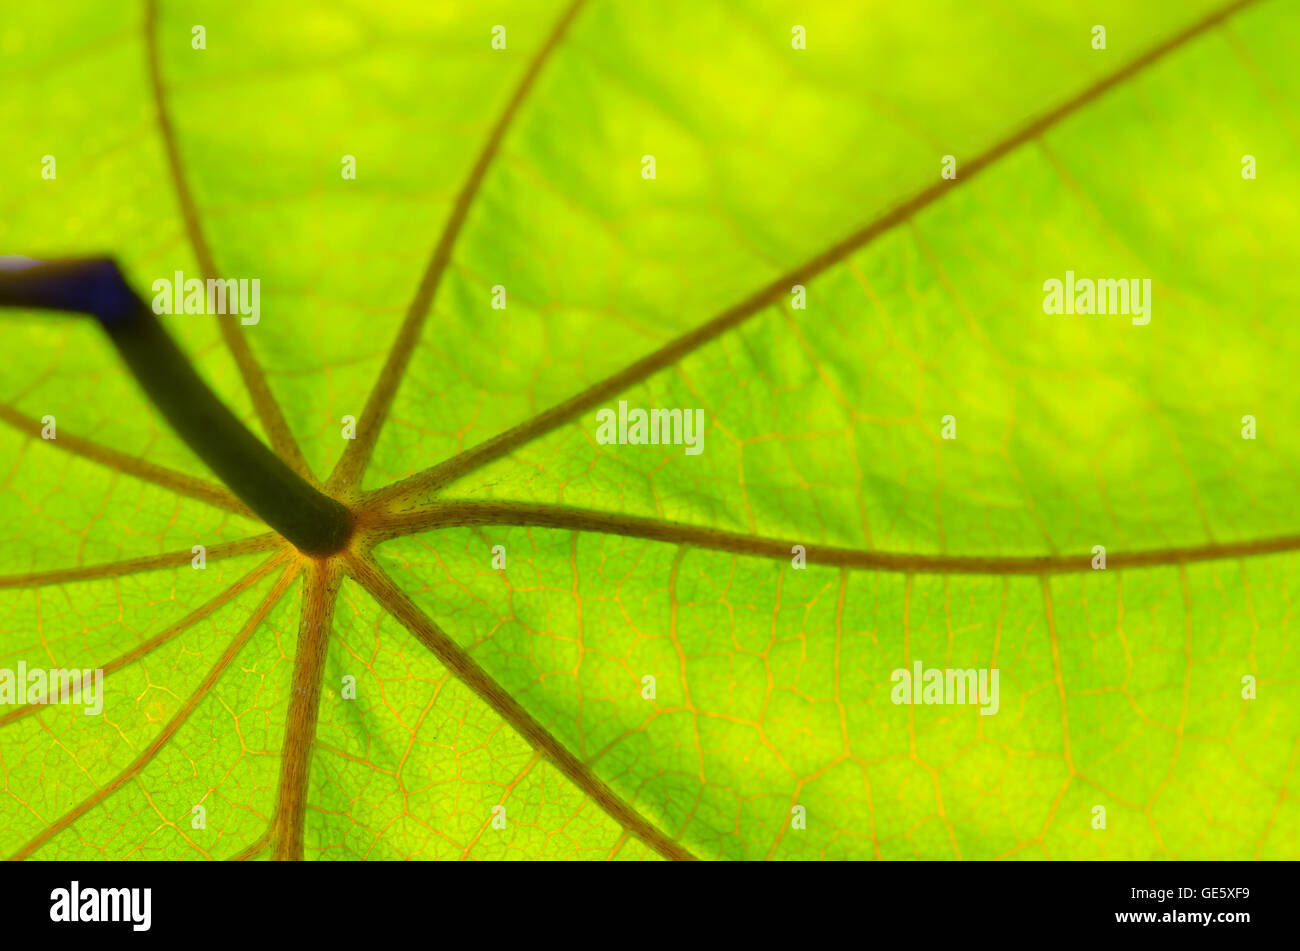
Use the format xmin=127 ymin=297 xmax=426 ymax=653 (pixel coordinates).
xmin=0 ymin=0 xmax=1296 ymax=859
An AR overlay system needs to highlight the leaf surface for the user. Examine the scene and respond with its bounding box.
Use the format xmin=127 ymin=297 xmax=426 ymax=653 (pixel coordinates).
xmin=0 ymin=0 xmax=1297 ymax=860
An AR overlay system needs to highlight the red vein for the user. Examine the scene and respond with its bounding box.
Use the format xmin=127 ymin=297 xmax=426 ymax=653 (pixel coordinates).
xmin=326 ymin=0 xmax=589 ymax=494
xmin=372 ymin=499 xmax=1300 ymax=575
xmin=228 ymin=827 xmax=272 ymax=861
xmin=144 ymin=0 xmax=312 ymax=480
xmin=0 ymin=534 xmax=282 ymax=590
xmin=8 ymin=562 xmax=300 ymax=860
xmin=271 ymin=557 xmax=342 ymax=860
xmin=367 ymin=0 xmax=1264 ymax=507
xmin=343 ymin=551 xmax=698 ymax=861
xmin=0 ymin=403 xmax=254 ymax=518
xmin=0 ymin=549 xmax=291 ymax=727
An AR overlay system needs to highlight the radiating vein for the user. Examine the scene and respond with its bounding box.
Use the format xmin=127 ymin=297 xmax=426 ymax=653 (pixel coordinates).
xmin=372 ymin=499 xmax=1300 ymax=575
xmin=7 ymin=562 xmax=299 ymax=860
xmin=0 ymin=403 xmax=253 ymax=518
xmin=367 ymin=0 xmax=1263 ymax=508
xmin=0 ymin=533 xmax=282 ymax=590
xmin=229 ymin=827 xmax=272 ymax=861
xmin=326 ymin=0 xmax=589 ymax=495
xmin=344 ymin=551 xmax=698 ymax=861
xmin=0 ymin=548 xmax=291 ymax=727
xmin=144 ymin=0 xmax=312 ymax=480
xmin=271 ymin=557 xmax=342 ymax=860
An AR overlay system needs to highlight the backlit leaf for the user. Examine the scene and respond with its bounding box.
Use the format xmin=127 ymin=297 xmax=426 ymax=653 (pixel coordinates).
xmin=1 ymin=0 xmax=1297 ymax=860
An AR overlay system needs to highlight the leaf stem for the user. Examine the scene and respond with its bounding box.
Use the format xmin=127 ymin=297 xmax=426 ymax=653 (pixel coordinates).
xmin=0 ymin=257 xmax=353 ymax=555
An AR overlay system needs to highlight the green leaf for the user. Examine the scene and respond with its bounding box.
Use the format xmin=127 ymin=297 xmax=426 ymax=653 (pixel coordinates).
xmin=1 ymin=0 xmax=1297 ymax=860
